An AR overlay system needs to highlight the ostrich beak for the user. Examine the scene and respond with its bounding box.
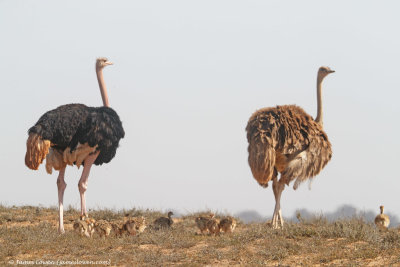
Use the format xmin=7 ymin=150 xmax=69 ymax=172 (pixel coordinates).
xmin=105 ymin=61 xmax=113 ymax=66
xmin=328 ymin=70 xmax=335 ymax=73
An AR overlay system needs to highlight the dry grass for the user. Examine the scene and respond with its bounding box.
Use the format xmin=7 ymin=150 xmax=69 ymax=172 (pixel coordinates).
xmin=1 ymin=205 xmax=400 ymax=266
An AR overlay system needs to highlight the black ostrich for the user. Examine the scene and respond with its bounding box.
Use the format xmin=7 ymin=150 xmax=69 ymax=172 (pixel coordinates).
xmin=25 ymin=58 xmax=125 ymax=233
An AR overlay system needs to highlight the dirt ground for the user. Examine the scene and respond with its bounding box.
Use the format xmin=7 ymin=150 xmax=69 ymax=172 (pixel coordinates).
xmin=1 ymin=205 xmax=399 ymax=266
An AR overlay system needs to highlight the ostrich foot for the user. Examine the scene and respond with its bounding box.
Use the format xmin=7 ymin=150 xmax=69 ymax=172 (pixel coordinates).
xmin=271 ymin=210 xmax=284 ymax=229
xmin=278 ymin=210 xmax=284 ymax=228
xmin=272 ymin=213 xmax=280 ymax=229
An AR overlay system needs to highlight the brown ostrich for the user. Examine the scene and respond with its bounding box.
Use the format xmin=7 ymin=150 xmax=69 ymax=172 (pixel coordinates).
xmin=375 ymin=205 xmax=390 ymax=231
xmin=111 ymin=222 xmax=124 ymax=237
xmin=123 ymin=216 xmax=147 ymax=236
xmin=195 ymin=213 xmax=215 ymax=235
xmin=25 ymin=58 xmax=124 ymax=233
xmin=206 ymin=216 xmax=220 ymax=236
xmin=94 ymin=220 xmax=113 ymax=238
xmin=219 ymin=216 xmax=237 ymax=233
xmin=246 ymin=66 xmax=334 ymax=229
xmin=73 ymin=216 xmax=96 ymax=238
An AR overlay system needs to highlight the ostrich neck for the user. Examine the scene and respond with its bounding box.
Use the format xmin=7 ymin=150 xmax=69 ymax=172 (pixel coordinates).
xmin=315 ymin=76 xmax=324 ymax=126
xmin=96 ymin=67 xmax=110 ymax=107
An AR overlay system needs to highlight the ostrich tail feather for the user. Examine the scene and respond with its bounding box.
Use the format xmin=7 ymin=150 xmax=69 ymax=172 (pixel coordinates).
xmin=247 ymin=139 xmax=276 ymax=187
xmin=25 ymin=133 xmax=51 ymax=170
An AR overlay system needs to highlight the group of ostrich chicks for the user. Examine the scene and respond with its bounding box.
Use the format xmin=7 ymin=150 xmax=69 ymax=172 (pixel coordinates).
xmin=73 ymin=206 xmax=390 ymax=239
xmin=73 ymin=211 xmax=237 ymax=238
xmin=73 ymin=215 xmax=146 ymax=238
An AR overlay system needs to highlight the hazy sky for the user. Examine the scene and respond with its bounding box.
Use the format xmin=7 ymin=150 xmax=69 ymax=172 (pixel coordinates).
xmin=1 ymin=1 xmax=399 ymax=220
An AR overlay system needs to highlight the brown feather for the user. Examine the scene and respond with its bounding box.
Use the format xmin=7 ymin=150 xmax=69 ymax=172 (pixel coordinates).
xmin=246 ymin=105 xmax=332 ymax=189
xmin=25 ymin=133 xmax=51 ymax=170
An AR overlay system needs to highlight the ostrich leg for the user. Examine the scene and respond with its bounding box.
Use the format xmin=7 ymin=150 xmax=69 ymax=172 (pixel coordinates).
xmin=78 ymin=152 xmax=99 ymax=216
xmin=272 ymin=177 xmax=285 ymax=229
xmin=56 ymin=166 xmax=67 ymax=233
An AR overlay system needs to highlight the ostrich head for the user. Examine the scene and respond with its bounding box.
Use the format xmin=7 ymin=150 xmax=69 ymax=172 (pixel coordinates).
xmin=317 ymin=66 xmax=335 ymax=80
xmin=96 ymin=57 xmax=113 ymax=69
xmin=380 ymin=205 xmax=385 ymax=214
xmin=167 ymin=211 xmax=174 ymax=218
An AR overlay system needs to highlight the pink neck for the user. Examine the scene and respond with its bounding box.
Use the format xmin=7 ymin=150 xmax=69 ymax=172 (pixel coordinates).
xmin=96 ymin=66 xmax=110 ymax=107
xmin=315 ymin=75 xmax=324 ymax=126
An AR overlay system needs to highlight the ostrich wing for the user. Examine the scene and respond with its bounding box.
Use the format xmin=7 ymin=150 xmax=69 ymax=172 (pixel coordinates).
xmin=79 ymin=106 xmax=125 ymax=165
xmin=28 ymin=104 xmax=90 ymax=150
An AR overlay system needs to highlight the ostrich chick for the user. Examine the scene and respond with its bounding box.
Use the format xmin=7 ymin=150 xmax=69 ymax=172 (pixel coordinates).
xmin=111 ymin=222 xmax=124 ymax=237
xmin=154 ymin=211 xmax=174 ymax=230
xmin=375 ymin=205 xmax=390 ymax=231
xmin=195 ymin=213 xmax=215 ymax=235
xmin=94 ymin=220 xmax=112 ymax=237
xmin=123 ymin=216 xmax=147 ymax=236
xmin=219 ymin=216 xmax=237 ymax=233
xmin=207 ymin=217 xmax=220 ymax=236
xmin=73 ymin=216 xmax=96 ymax=238
xmin=134 ymin=216 xmax=147 ymax=233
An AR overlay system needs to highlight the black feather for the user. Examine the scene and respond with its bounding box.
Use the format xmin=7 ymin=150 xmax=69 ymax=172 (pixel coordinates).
xmin=28 ymin=104 xmax=125 ymax=166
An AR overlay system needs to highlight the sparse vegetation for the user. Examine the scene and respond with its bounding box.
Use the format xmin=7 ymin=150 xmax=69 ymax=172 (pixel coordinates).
xmin=0 ymin=206 xmax=399 ymax=266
